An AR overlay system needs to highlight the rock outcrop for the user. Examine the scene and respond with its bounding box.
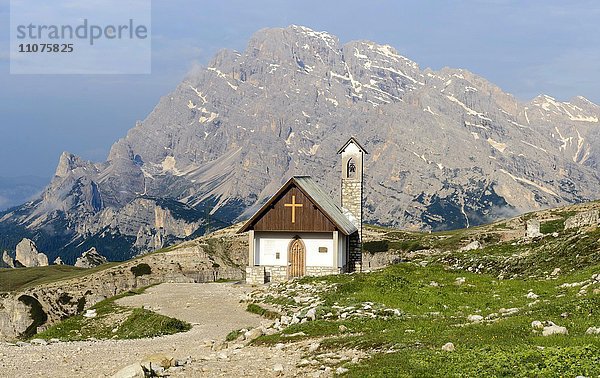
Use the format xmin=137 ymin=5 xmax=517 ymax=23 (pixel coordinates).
xmin=53 ymin=257 xmax=64 ymax=265
xmin=564 ymin=210 xmax=599 ymax=230
xmin=15 ymin=239 xmax=48 ymax=267
xmin=1 ymin=251 xmax=14 ymax=268
xmin=74 ymin=247 xmax=108 ymax=268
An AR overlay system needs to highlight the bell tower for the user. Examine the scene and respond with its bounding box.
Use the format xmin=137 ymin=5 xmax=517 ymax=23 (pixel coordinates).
xmin=337 ymin=137 xmax=367 ymax=272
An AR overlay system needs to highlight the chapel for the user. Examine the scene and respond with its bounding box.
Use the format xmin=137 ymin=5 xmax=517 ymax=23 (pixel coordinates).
xmin=240 ymin=138 xmax=367 ymax=284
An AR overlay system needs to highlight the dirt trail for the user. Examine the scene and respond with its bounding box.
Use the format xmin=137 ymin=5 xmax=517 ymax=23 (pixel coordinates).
xmin=0 ymin=283 xmax=314 ymax=377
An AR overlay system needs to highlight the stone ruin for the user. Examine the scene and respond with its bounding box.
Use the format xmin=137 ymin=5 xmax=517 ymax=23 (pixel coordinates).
xmin=525 ymin=219 xmax=543 ymax=238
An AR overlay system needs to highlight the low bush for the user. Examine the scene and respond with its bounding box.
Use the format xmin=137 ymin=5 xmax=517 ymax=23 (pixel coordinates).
xmin=130 ymin=263 xmax=152 ymax=277
xmin=363 ymin=240 xmax=389 ymax=253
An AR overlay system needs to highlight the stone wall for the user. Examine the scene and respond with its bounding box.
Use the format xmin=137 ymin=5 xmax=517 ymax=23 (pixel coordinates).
xmin=362 ymin=251 xmax=402 ymax=270
xmin=342 ymin=181 xmax=363 ymax=272
xmin=305 ymin=266 xmax=341 ymax=276
xmin=245 ymin=266 xmax=266 ymax=285
xmin=265 ymin=266 xmax=288 ymax=283
xmin=348 ymin=232 xmax=362 ymax=272
xmin=341 ymin=180 xmax=362 ymax=233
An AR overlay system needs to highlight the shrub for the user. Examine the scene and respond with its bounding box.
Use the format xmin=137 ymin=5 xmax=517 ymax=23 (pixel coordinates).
xmin=130 ymin=263 xmax=152 ymax=277
xmin=363 ymin=240 xmax=390 ymax=253
xmin=76 ymin=297 xmax=86 ymax=313
xmin=389 ymin=240 xmax=428 ymax=252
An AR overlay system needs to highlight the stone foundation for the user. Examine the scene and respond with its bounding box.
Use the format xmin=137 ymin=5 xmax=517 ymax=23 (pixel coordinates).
xmin=265 ymin=266 xmax=288 ymax=283
xmin=305 ymin=266 xmax=342 ymax=276
xmin=245 ymin=265 xmax=343 ymax=284
xmin=245 ymin=266 xmax=266 ymax=285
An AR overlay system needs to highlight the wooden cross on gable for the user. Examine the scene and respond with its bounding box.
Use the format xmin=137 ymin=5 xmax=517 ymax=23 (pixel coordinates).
xmin=284 ymin=195 xmax=303 ymax=223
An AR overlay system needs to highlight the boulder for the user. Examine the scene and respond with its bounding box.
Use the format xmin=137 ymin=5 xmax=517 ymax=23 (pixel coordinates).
xmin=1 ymin=250 xmax=14 ymax=268
xmin=460 ymin=241 xmax=481 ymax=251
xmin=467 ymin=315 xmax=483 ymax=322
xmin=140 ymin=353 xmax=173 ymax=375
xmin=74 ymin=247 xmax=108 ymax=268
xmin=441 ymin=342 xmax=455 ymax=352
xmin=53 ymin=257 xmax=64 ymax=265
xmin=243 ymin=327 xmax=263 ymax=342
xmin=542 ymin=322 xmax=568 ymax=336
xmin=585 ymin=327 xmax=600 ymax=335
xmin=336 ymin=367 xmax=349 ymax=375
xmin=15 ymin=239 xmax=49 ymax=267
xmin=83 ymin=309 xmax=97 ymax=318
xmin=111 ymin=363 xmax=145 ymax=378
xmin=308 ymin=342 xmax=320 ymax=353
xmin=531 ymin=320 xmax=544 ymax=329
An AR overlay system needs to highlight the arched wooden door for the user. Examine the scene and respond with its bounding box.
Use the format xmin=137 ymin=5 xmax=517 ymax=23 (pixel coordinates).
xmin=288 ymin=238 xmax=306 ymax=278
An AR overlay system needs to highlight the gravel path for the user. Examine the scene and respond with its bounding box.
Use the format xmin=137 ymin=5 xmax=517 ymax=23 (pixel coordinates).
xmin=0 ymin=283 xmax=316 ymax=377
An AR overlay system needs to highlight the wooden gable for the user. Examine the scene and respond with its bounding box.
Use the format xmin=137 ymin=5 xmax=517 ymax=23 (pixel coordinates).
xmin=248 ymin=184 xmax=337 ymax=233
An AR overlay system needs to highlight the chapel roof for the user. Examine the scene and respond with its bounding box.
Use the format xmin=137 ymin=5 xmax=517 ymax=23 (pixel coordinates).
xmin=336 ymin=137 xmax=369 ymax=154
xmin=238 ymin=176 xmax=358 ymax=235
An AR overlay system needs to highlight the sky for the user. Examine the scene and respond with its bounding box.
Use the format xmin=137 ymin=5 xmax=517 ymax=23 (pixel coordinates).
xmin=1 ymin=0 xmax=599 ymax=179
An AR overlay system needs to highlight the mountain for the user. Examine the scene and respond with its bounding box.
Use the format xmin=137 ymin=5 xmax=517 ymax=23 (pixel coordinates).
xmin=1 ymin=25 xmax=599 ymax=262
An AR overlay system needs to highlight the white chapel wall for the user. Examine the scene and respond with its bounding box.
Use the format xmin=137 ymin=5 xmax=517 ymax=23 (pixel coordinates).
xmin=255 ymin=232 xmax=335 ymax=267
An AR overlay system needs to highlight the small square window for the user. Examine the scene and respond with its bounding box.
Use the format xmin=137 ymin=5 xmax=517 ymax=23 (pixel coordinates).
xmin=275 ymin=252 xmax=280 ymax=259
xmin=318 ymin=247 xmax=328 ymax=253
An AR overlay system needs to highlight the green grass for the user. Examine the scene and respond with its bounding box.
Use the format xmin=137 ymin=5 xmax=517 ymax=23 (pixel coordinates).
xmin=540 ymin=218 xmax=566 ymax=234
xmin=226 ymin=329 xmax=244 ymax=341
xmin=34 ymin=287 xmax=191 ymax=341
xmin=246 ymin=303 xmax=280 ymax=320
xmin=253 ymin=263 xmax=600 ymax=377
xmin=0 ymin=264 xmax=119 ymax=293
